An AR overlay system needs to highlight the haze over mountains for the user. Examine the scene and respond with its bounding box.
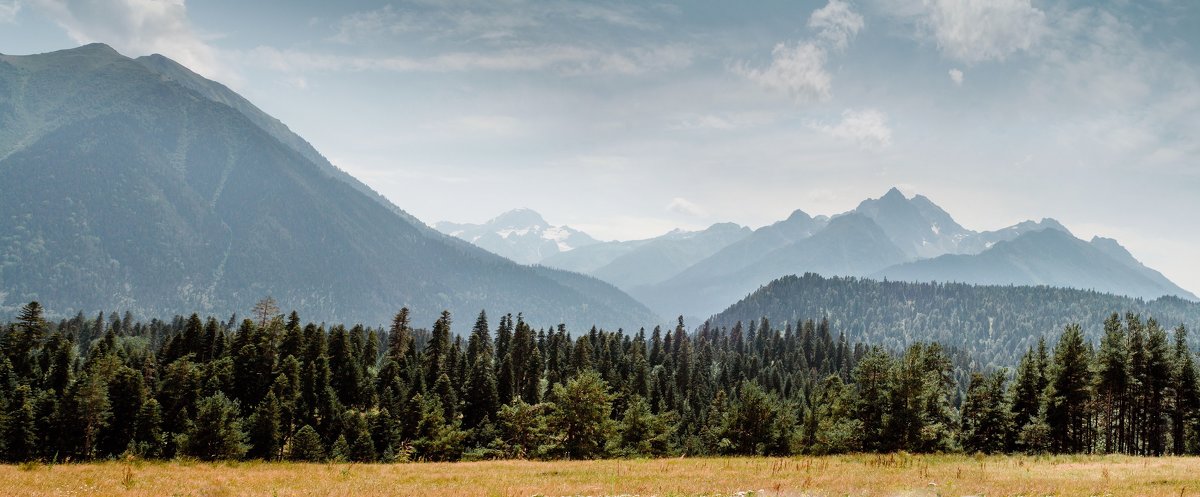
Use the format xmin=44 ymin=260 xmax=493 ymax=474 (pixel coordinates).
xmin=0 ymin=44 xmax=660 ymax=329
xmin=448 ymin=187 xmax=1197 ymax=319
xmin=2 ymin=43 xmax=1194 ymax=333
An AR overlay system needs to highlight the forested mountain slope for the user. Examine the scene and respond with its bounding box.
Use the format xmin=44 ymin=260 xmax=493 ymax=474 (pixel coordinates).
xmin=712 ymin=273 xmax=1200 ymax=367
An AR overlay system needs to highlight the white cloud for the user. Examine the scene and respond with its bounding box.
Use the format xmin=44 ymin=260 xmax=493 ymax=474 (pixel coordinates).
xmin=813 ymin=108 xmax=893 ymax=149
xmin=881 ymin=0 xmax=1045 ymax=63
xmin=738 ymin=0 xmax=864 ymax=104
xmin=242 ymin=43 xmax=690 ymax=76
xmin=666 ymin=197 xmax=708 ymax=218
xmin=949 ymin=68 xmax=963 ymax=85
xmin=736 ymin=41 xmax=831 ymax=103
xmin=330 ymin=2 xmax=661 ymax=45
xmin=29 ymin=0 xmax=235 ymax=82
xmin=0 ymin=1 xmax=20 ymax=23
xmin=809 ymin=0 xmax=864 ymax=51
xmin=923 ymin=0 xmax=1046 ymax=63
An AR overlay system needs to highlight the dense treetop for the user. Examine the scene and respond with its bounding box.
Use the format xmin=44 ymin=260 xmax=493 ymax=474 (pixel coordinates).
xmin=1 ymin=298 xmax=1198 ymax=462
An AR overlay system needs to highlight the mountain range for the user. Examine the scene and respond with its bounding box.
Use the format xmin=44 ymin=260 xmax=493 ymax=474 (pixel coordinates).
xmin=0 ymin=44 xmax=660 ymax=329
xmin=3 ymin=43 xmax=1193 ymax=331
xmin=435 ymin=209 xmax=599 ymax=265
xmin=448 ymin=188 xmax=1196 ymax=319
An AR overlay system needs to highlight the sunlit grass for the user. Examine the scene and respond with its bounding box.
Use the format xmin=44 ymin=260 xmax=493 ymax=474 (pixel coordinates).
xmin=2 ymin=454 xmax=1199 ymax=496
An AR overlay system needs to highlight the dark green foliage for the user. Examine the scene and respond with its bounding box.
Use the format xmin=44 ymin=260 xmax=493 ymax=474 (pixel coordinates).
xmin=545 ymin=370 xmax=613 ymax=459
xmin=99 ymin=366 xmax=146 ymax=457
xmin=496 ymin=398 xmax=548 ymax=459
xmin=960 ymin=371 xmax=1011 ymax=453
xmin=1 ymin=385 xmax=37 ymax=461
xmin=180 ymin=392 xmax=246 ymax=461
xmin=612 ymin=396 xmax=673 ymax=457
xmin=1045 ymin=324 xmax=1093 ymax=453
xmin=133 ymin=398 xmax=164 ymax=457
xmin=0 ymin=301 xmax=1197 ymax=462
xmin=5 ymin=302 xmax=46 ymax=379
xmin=410 ymin=394 xmax=467 ymax=461
xmin=344 ymin=411 xmax=376 ymax=462
xmin=287 ymin=424 xmax=325 ymax=461
xmin=247 ymin=392 xmax=282 ymax=460
xmin=717 ymin=382 xmax=793 ymax=456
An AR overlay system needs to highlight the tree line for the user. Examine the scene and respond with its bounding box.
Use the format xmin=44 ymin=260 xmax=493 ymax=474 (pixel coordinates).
xmin=714 ymin=273 xmax=1200 ymax=368
xmin=0 ymin=300 xmax=1196 ymax=462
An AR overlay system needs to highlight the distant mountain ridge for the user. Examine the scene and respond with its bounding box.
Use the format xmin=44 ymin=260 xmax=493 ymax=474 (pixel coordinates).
xmin=435 ymin=209 xmax=599 ymax=265
xmin=875 ymin=228 xmax=1198 ymax=301
xmin=454 ymin=188 xmax=1194 ymax=320
xmin=0 ymin=44 xmax=661 ymax=330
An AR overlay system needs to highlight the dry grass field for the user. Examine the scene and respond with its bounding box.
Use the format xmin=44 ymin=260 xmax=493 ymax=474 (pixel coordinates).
xmin=2 ymin=454 xmax=1200 ymax=497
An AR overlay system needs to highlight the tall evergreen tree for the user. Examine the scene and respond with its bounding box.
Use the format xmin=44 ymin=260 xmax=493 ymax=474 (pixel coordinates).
xmin=247 ymin=391 xmax=282 ymax=460
xmin=463 ymin=311 xmax=499 ymax=431
xmin=1172 ymin=325 xmax=1199 ymax=454
xmin=1046 ymin=324 xmax=1093 ymax=453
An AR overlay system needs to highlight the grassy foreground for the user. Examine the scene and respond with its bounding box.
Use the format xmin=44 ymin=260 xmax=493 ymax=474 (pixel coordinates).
xmin=2 ymin=454 xmax=1200 ymax=497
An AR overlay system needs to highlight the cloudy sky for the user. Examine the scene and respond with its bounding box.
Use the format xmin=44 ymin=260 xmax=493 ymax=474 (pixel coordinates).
xmin=2 ymin=0 xmax=1199 ymax=293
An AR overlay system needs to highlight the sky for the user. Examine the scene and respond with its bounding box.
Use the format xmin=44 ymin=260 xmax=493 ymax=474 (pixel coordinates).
xmin=1 ymin=0 xmax=1199 ymax=294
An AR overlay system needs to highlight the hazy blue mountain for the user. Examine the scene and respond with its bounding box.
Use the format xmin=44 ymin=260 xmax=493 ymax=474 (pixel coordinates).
xmin=0 ymin=44 xmax=660 ymax=330
xmin=711 ymin=273 xmax=1200 ymax=367
xmin=853 ymin=187 xmax=972 ymax=259
xmin=875 ymin=228 xmax=1199 ymax=301
xmin=634 ymin=213 xmax=903 ymax=319
xmin=590 ymin=222 xmax=752 ymax=289
xmin=135 ymin=54 xmax=428 ymax=229
xmin=955 ymin=218 xmax=1071 ymax=254
xmin=658 ymin=209 xmax=827 ymax=289
xmin=628 ymin=188 xmax=1194 ymax=319
xmin=540 ymin=239 xmax=648 ymax=274
xmin=435 ymin=208 xmax=599 ymax=265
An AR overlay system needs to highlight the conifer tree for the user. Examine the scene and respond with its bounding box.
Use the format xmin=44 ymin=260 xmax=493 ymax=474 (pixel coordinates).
xmin=1172 ymin=325 xmax=1199 ymax=454
xmin=1144 ymin=319 xmax=1172 ymax=455
xmin=330 ymin=434 xmax=350 ymax=462
xmin=59 ymin=372 xmax=112 ymax=459
xmin=387 ymin=309 xmax=413 ymax=364
xmin=546 ymin=370 xmax=612 ymax=459
xmin=6 ymin=302 xmax=46 ymax=378
xmin=805 ymin=375 xmax=862 ymax=454
xmin=248 ymin=391 xmax=282 ymax=460
xmin=288 ymin=424 xmax=325 ymax=461
xmin=961 ymin=371 xmax=1011 ymax=453
xmin=133 ymin=398 xmax=164 ymax=457
xmin=99 ymin=366 xmax=146 ymax=457
xmin=425 ymin=311 xmax=453 ymax=388
xmin=344 ymin=411 xmax=376 ymax=462
xmin=852 ymin=347 xmax=892 ymax=452
xmin=463 ymin=351 xmax=499 ymax=430
xmin=612 ymin=395 xmax=672 ymax=457
xmin=496 ymin=398 xmax=547 ymax=458
xmin=1 ymin=384 xmax=38 ymax=461
xmin=1095 ymin=313 xmax=1128 ymax=453
xmin=180 ymin=392 xmax=247 ymax=461
xmin=1046 ymin=324 xmax=1093 ymax=453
